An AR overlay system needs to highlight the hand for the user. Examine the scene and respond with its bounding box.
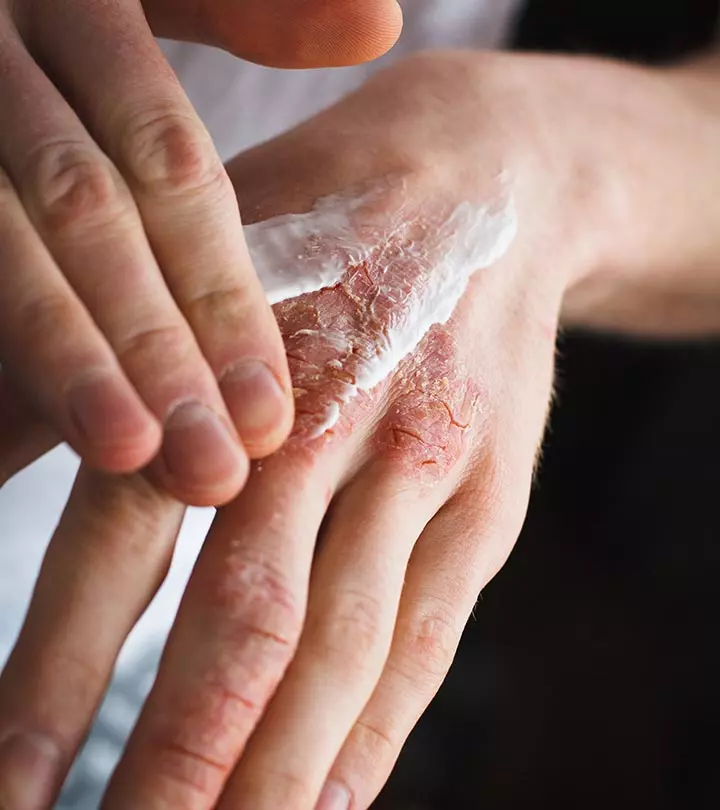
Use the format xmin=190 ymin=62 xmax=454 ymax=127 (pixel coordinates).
xmin=0 ymin=0 xmax=401 ymax=505
xmin=0 ymin=50 xmax=566 ymax=808
xmin=3 ymin=48 xmax=719 ymax=809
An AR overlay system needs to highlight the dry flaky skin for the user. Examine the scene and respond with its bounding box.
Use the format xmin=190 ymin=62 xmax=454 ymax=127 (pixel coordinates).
xmin=375 ymin=328 xmax=483 ymax=477
xmin=272 ymin=201 xmax=489 ymax=483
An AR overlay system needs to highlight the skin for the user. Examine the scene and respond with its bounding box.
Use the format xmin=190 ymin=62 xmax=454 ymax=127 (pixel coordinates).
xmin=0 ymin=0 xmax=402 ymax=506
xmin=1 ymin=48 xmax=720 ymax=810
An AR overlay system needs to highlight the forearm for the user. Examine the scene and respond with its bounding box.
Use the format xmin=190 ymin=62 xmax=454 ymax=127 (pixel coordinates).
xmin=561 ymin=51 xmax=720 ymax=336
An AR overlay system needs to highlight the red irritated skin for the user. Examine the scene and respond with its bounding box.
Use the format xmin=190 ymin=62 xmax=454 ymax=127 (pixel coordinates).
xmin=277 ymin=260 xmax=485 ymax=484
xmin=273 ymin=185 xmax=504 ymax=483
xmin=373 ymin=328 xmax=482 ymax=479
xmin=3 ymin=49 xmax=720 ymax=810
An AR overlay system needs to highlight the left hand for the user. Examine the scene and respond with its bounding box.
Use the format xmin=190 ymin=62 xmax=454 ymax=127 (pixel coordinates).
xmin=4 ymin=48 xmax=711 ymax=809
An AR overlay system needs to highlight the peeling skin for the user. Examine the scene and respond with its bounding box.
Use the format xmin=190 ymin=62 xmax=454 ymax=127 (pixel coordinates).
xmin=251 ymin=183 xmax=515 ymax=480
xmin=376 ymin=328 xmax=485 ymax=478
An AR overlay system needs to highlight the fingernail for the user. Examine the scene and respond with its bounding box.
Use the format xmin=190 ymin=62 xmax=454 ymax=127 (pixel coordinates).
xmin=220 ymin=360 xmax=289 ymax=448
xmin=162 ymin=401 xmax=246 ymax=489
xmin=0 ymin=733 xmax=61 ymax=810
xmin=315 ymin=780 xmax=351 ymax=810
xmin=68 ymin=371 xmax=153 ymax=448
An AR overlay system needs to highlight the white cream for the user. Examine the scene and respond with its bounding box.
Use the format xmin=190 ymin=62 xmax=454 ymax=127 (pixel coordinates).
xmin=306 ymin=400 xmax=341 ymax=439
xmin=245 ymin=188 xmax=518 ymax=437
xmin=244 ymin=194 xmax=373 ymax=306
xmin=351 ymin=200 xmax=516 ymax=392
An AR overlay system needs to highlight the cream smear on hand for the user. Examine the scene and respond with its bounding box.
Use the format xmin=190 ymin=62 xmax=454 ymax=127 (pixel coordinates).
xmin=245 ymin=194 xmax=372 ymax=305
xmin=244 ymin=188 xmax=518 ymax=436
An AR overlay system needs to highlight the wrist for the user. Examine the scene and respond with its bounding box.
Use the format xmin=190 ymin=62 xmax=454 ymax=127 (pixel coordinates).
xmin=550 ymin=55 xmax=720 ymax=335
xmin=665 ymin=51 xmax=720 ymax=113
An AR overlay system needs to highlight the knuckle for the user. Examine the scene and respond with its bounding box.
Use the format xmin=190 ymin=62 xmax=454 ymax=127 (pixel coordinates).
xmin=120 ymin=109 xmax=227 ymax=196
xmin=27 ymin=142 xmax=127 ymax=235
xmin=355 ymin=717 xmax=398 ymax=762
xmin=203 ymin=552 xmax=303 ymax=652
xmin=54 ymin=646 xmax=106 ymax=689
xmin=464 ymin=446 xmax=515 ymax=533
xmin=184 ymin=285 xmax=254 ymax=339
xmin=75 ymin=469 xmax=179 ymax=556
xmin=17 ymin=292 xmax=82 ymax=352
xmin=254 ymin=769 xmax=316 ymax=806
xmin=398 ymin=598 xmax=461 ymax=686
xmin=312 ymin=587 xmax=387 ymax=671
xmin=145 ymin=737 xmax=229 ymax=804
xmin=114 ymin=322 xmax=197 ymax=377
xmin=378 ymin=393 xmax=478 ymax=480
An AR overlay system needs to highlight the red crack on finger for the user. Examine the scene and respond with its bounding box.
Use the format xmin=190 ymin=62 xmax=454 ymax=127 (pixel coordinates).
xmin=439 ymin=399 xmax=472 ymax=430
xmin=390 ymin=426 xmax=430 ymax=446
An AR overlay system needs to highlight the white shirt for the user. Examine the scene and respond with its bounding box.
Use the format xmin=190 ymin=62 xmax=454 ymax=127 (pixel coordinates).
xmin=162 ymin=0 xmax=522 ymax=160
xmin=0 ymin=2 xmax=521 ymax=801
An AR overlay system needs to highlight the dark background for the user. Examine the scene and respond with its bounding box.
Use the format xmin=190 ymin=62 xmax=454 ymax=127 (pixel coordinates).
xmin=376 ymin=2 xmax=720 ymax=807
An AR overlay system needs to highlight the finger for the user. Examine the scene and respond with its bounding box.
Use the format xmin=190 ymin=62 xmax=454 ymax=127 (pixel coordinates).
xmin=0 ymin=32 xmax=251 ymax=503
xmin=217 ymin=462 xmax=442 ymax=810
xmin=0 ymin=374 xmax=59 ymax=486
xmin=0 ymin=160 xmax=158 ymax=474
xmin=147 ymin=0 xmax=404 ymax=69
xmin=0 ymin=40 xmax=159 ymax=473
xmin=26 ymin=0 xmax=295 ymax=460
xmin=0 ymin=465 xmax=184 ymax=809
xmin=316 ymin=309 xmax=557 ymax=810
xmin=317 ymin=488 xmax=517 ymax=810
xmin=101 ymin=450 xmax=337 ymax=810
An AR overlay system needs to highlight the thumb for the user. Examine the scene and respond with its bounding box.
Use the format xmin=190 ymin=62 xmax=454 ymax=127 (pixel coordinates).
xmin=146 ymin=0 xmax=404 ymax=68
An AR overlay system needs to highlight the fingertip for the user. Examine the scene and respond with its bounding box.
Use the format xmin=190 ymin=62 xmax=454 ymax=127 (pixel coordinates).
xmin=66 ymin=371 xmax=163 ymax=474
xmin=165 ymin=466 xmax=250 ymax=508
xmin=315 ymin=0 xmax=404 ymax=67
xmin=153 ymin=400 xmax=251 ymax=507
xmin=83 ymin=424 xmax=162 ymax=475
xmin=213 ymin=0 xmax=404 ymax=69
xmin=220 ymin=359 xmax=295 ymax=459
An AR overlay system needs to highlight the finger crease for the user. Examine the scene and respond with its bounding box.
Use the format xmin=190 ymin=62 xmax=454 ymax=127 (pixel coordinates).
xmin=163 ymin=742 xmax=229 ymax=776
xmin=237 ymin=621 xmax=294 ymax=649
xmin=214 ymin=684 xmax=257 ymax=712
xmin=355 ymin=717 xmax=395 ymax=754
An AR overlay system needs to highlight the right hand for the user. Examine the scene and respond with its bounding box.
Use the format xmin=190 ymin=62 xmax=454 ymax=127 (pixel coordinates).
xmin=0 ymin=0 xmax=402 ymax=505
